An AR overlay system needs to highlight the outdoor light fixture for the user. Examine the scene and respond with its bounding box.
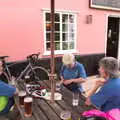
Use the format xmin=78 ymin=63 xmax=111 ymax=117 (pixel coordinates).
xmin=86 ymin=15 xmax=92 ymax=24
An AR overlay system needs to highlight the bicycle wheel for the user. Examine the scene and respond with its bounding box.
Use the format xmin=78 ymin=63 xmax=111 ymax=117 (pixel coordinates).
xmin=25 ymin=66 xmax=49 ymax=83
xmin=0 ymin=72 xmax=10 ymax=83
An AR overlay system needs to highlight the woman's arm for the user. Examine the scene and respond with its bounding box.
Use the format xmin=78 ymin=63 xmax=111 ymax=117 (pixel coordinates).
xmin=86 ymin=78 xmax=106 ymax=97
xmin=85 ymin=78 xmax=106 ymax=105
xmin=62 ymin=77 xmax=86 ymax=85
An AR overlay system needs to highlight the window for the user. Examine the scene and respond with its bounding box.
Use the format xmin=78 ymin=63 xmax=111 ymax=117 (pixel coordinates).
xmin=44 ymin=11 xmax=76 ymax=54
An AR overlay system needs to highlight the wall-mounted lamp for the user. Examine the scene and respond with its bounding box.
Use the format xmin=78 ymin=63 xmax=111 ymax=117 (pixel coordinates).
xmin=86 ymin=15 xmax=92 ymax=24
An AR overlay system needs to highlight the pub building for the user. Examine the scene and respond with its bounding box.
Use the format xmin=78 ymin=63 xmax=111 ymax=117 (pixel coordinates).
xmin=0 ymin=0 xmax=120 ymax=76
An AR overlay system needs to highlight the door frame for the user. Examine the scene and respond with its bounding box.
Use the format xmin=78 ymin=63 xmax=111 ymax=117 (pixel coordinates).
xmin=105 ymin=14 xmax=120 ymax=59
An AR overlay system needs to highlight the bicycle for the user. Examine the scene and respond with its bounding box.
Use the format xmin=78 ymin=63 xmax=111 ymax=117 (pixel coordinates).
xmin=0 ymin=53 xmax=50 ymax=84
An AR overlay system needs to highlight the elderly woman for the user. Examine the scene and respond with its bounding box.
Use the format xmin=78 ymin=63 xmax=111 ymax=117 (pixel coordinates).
xmin=85 ymin=57 xmax=120 ymax=112
xmin=60 ymin=53 xmax=87 ymax=93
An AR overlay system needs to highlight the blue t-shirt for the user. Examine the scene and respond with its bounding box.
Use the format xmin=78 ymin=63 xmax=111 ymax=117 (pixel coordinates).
xmin=60 ymin=61 xmax=87 ymax=92
xmin=90 ymin=78 xmax=120 ymax=112
xmin=0 ymin=80 xmax=16 ymax=97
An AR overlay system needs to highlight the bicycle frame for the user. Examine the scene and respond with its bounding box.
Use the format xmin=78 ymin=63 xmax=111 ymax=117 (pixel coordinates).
xmin=15 ymin=62 xmax=33 ymax=81
xmin=2 ymin=52 xmax=50 ymax=82
xmin=5 ymin=61 xmax=36 ymax=82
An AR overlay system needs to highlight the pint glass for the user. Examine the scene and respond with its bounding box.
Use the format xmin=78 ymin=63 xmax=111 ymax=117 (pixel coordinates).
xmin=72 ymin=92 xmax=79 ymax=106
xmin=19 ymin=91 xmax=26 ymax=107
xmin=60 ymin=111 xmax=72 ymax=120
xmin=24 ymin=97 xmax=33 ymax=117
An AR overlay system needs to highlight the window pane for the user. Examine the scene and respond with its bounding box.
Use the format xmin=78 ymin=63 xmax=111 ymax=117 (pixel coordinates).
xmin=46 ymin=42 xmax=50 ymax=51
xmin=55 ymin=33 xmax=60 ymax=41
xmin=55 ymin=13 xmax=60 ymax=22
xmin=69 ymin=23 xmax=74 ymax=33
xmin=46 ymin=13 xmax=50 ymax=22
xmin=69 ymin=33 xmax=74 ymax=41
xmin=62 ymin=14 xmax=68 ymax=22
xmin=69 ymin=42 xmax=74 ymax=49
xmin=55 ymin=42 xmax=60 ymax=50
xmin=69 ymin=15 xmax=74 ymax=23
xmin=46 ymin=23 xmax=51 ymax=31
xmin=62 ymin=42 xmax=68 ymax=50
xmin=62 ymin=33 xmax=68 ymax=41
xmin=45 ymin=12 xmax=76 ymax=51
xmin=46 ymin=33 xmax=50 ymax=41
xmin=55 ymin=23 xmax=60 ymax=31
xmin=62 ymin=24 xmax=68 ymax=32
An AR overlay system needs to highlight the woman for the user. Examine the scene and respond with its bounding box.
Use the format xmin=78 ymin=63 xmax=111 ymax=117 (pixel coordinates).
xmin=85 ymin=57 xmax=120 ymax=112
xmin=0 ymin=60 xmax=18 ymax=115
xmin=60 ymin=53 xmax=87 ymax=93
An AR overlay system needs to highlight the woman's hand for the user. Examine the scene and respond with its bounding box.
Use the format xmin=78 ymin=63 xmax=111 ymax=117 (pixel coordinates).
xmin=85 ymin=97 xmax=91 ymax=106
xmin=63 ymin=80 xmax=73 ymax=85
xmin=95 ymin=78 xmax=106 ymax=86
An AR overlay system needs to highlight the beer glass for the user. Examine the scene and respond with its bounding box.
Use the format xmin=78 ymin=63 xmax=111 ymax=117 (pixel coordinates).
xmin=60 ymin=111 xmax=72 ymax=120
xmin=72 ymin=92 xmax=79 ymax=106
xmin=25 ymin=76 xmax=30 ymax=83
xmin=19 ymin=91 xmax=26 ymax=107
xmin=24 ymin=97 xmax=33 ymax=117
xmin=56 ymin=83 xmax=61 ymax=91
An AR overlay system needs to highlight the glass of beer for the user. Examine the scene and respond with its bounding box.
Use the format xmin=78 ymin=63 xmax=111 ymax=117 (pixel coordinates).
xmin=19 ymin=91 xmax=26 ymax=107
xmin=24 ymin=97 xmax=33 ymax=117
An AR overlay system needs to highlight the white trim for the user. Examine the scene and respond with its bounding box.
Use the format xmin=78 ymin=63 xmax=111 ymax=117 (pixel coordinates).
xmin=60 ymin=12 xmax=62 ymax=50
xmin=106 ymin=13 xmax=120 ymax=59
xmin=118 ymin=19 xmax=120 ymax=60
xmin=41 ymin=8 xmax=80 ymax=14
xmin=43 ymin=49 xmax=78 ymax=55
xmin=90 ymin=0 xmax=120 ymax=12
xmin=43 ymin=11 xmax=46 ymax=53
xmin=74 ymin=14 xmax=77 ymax=50
xmin=109 ymin=15 xmax=120 ymax=18
xmin=105 ymin=14 xmax=109 ymax=57
xmin=43 ymin=11 xmax=77 ymax=55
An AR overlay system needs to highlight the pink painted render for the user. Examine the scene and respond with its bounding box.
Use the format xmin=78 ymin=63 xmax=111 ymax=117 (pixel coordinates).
xmin=0 ymin=0 xmax=120 ymax=61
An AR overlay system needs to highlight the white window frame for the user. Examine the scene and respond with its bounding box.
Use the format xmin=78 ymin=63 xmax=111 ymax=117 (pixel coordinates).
xmin=43 ymin=10 xmax=77 ymax=55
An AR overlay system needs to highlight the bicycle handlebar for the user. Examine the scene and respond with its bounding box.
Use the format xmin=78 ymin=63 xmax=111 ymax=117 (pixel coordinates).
xmin=0 ymin=56 xmax=9 ymax=60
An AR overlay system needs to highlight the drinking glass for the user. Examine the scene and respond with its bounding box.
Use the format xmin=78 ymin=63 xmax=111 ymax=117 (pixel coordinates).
xmin=56 ymin=83 xmax=61 ymax=91
xmin=25 ymin=76 xmax=30 ymax=83
xmin=18 ymin=91 xmax=26 ymax=107
xmin=72 ymin=92 xmax=79 ymax=106
xmin=60 ymin=111 xmax=72 ymax=120
xmin=24 ymin=97 xmax=33 ymax=117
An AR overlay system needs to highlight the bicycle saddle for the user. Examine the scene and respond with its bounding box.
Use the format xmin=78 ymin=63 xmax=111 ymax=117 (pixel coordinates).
xmin=0 ymin=56 xmax=9 ymax=60
xmin=26 ymin=52 xmax=40 ymax=59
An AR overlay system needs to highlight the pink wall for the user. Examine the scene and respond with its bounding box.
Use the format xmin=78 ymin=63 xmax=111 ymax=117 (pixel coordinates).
xmin=0 ymin=0 xmax=120 ymax=61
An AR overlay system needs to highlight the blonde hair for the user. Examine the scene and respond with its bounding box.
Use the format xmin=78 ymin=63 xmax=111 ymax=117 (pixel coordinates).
xmin=62 ymin=53 xmax=75 ymax=65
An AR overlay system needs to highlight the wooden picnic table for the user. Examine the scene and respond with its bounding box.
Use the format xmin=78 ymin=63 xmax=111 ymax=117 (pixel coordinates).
xmin=15 ymin=80 xmax=95 ymax=120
